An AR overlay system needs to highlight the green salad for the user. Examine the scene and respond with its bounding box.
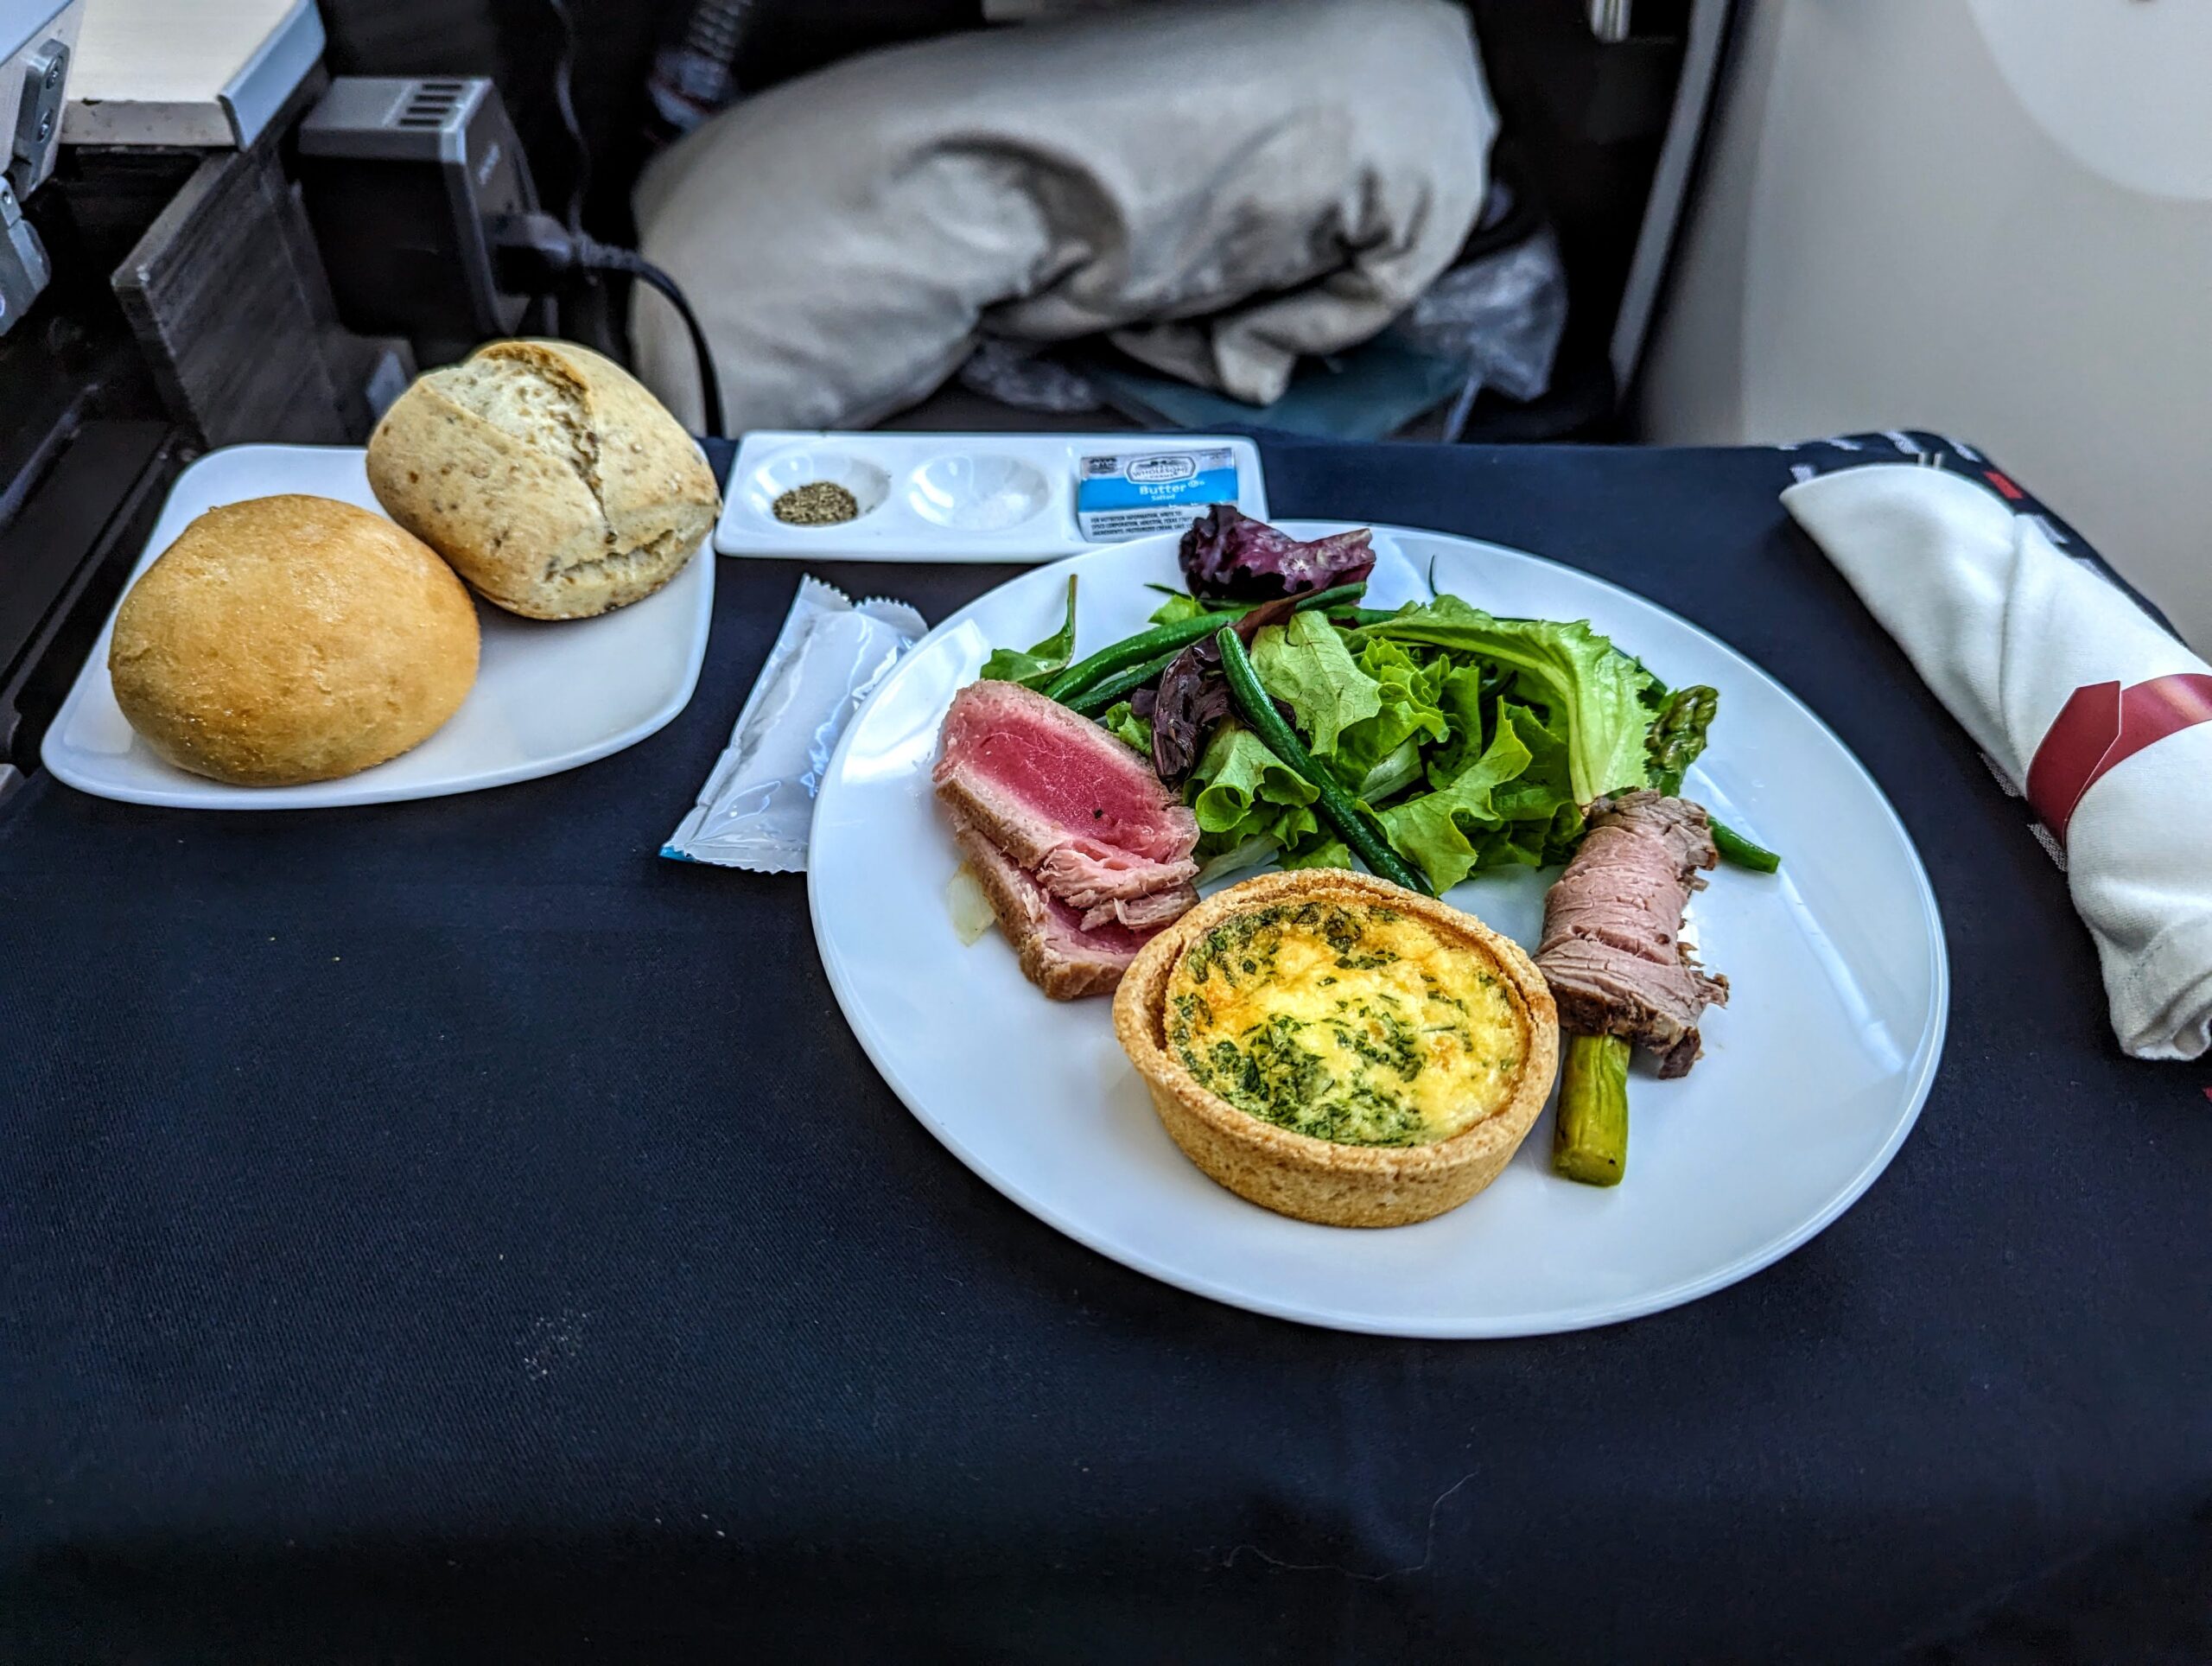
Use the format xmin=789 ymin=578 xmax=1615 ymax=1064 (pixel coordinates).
xmin=982 ymin=579 xmax=1753 ymax=892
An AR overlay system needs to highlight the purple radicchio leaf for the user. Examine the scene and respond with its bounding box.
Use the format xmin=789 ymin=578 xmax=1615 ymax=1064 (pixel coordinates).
xmin=1177 ymin=504 xmax=1376 ymax=601
xmin=1148 ymin=595 xmax=1302 ymax=783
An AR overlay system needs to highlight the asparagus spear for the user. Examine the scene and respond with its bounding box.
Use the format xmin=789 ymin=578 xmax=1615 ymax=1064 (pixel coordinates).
xmin=1554 ymin=1033 xmax=1630 ymax=1186
xmin=1709 ymin=817 xmax=1782 ymax=873
xmin=1645 ymin=685 xmax=1717 ymax=794
xmin=1648 ymin=686 xmax=1784 ymax=872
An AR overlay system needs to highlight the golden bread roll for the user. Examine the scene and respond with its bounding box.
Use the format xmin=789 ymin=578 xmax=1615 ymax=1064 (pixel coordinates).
xmin=108 ymin=494 xmax=480 ymax=786
xmin=365 ymin=338 xmax=720 ymax=620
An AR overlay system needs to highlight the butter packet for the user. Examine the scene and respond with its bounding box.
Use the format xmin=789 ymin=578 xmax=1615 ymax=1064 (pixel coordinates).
xmin=662 ymin=576 xmax=926 ymax=873
xmin=1076 ymin=446 xmax=1241 ymax=541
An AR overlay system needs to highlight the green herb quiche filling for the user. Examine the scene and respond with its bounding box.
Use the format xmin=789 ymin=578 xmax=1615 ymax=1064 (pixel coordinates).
xmin=1162 ymin=900 xmax=1523 ymax=1147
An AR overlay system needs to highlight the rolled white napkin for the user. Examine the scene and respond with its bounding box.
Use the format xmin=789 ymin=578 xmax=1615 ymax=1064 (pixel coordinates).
xmin=1783 ymin=463 xmax=2212 ymax=1061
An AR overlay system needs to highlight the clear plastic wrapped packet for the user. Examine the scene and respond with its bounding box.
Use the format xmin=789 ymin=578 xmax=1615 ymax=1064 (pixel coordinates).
xmin=662 ymin=576 xmax=927 ymax=872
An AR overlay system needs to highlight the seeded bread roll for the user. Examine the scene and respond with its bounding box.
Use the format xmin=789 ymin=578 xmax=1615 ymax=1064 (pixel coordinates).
xmin=366 ymin=339 xmax=721 ymax=620
xmin=108 ymin=495 xmax=480 ymax=786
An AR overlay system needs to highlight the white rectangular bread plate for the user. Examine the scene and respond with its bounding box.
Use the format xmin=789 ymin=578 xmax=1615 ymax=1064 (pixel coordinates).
xmin=41 ymin=444 xmax=713 ymax=810
xmin=713 ymin=430 xmax=1268 ymax=562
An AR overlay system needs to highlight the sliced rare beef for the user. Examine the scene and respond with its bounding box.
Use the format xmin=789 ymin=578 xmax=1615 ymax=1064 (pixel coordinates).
xmin=1032 ymin=843 xmax=1198 ymax=908
xmin=936 ymin=679 xmax=1201 ymax=998
xmin=1079 ymin=882 xmax=1201 ymax=935
xmin=938 ymin=679 xmax=1198 ymax=865
xmin=937 ymin=767 xmax=1198 ymax=903
xmin=1535 ymin=790 xmax=1729 ymax=1078
xmin=950 ymin=816 xmax=1150 ymax=1001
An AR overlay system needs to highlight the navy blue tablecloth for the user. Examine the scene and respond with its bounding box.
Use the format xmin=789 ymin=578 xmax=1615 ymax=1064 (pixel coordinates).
xmin=3 ymin=434 xmax=2207 ymax=1663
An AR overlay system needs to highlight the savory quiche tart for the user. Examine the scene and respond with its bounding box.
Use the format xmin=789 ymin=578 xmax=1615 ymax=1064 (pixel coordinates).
xmin=1113 ymin=869 xmax=1559 ymax=1227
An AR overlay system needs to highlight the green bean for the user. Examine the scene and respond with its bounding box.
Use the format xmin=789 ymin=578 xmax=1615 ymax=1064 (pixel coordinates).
xmin=1041 ymin=582 xmax=1368 ymax=703
xmin=1071 ymin=586 xmax=1373 ymax=715
xmin=1282 ymin=582 xmax=1370 ymax=617
xmin=1554 ymin=1033 xmax=1630 ymax=1186
xmin=1041 ymin=616 xmax=1217 ymax=702
xmin=1709 ymin=817 xmax=1781 ymax=873
xmin=1065 ymin=646 xmax=1183 ymax=716
xmin=1142 ymin=583 xmax=1243 ymax=612
xmin=1214 ymin=626 xmax=1433 ymax=895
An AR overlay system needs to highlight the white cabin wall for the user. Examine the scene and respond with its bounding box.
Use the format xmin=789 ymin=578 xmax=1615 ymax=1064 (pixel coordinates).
xmin=1639 ymin=0 xmax=2212 ymax=651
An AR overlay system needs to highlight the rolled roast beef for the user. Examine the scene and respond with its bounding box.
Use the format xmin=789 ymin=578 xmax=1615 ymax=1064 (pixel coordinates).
xmin=1535 ymin=790 xmax=1729 ymax=1077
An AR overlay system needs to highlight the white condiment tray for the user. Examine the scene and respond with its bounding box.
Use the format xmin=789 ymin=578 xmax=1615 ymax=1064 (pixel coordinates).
xmin=711 ymin=430 xmax=1268 ymax=563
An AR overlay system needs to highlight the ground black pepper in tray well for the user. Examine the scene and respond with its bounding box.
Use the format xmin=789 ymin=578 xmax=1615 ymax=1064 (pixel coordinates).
xmin=772 ymin=481 xmax=860 ymax=525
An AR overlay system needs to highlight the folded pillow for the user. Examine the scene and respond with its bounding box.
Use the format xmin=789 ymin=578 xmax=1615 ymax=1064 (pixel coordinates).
xmin=631 ymin=0 xmax=1494 ymax=432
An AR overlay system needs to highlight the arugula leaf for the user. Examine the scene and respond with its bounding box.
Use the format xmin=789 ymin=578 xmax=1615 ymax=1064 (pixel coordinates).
xmin=1097 ymin=700 xmax=1153 ymax=754
xmin=978 ymin=576 xmax=1078 ymax=689
xmin=1357 ymin=595 xmax=1658 ymax=804
xmin=1250 ymin=612 xmax=1382 ymax=756
xmin=1379 ymin=709 xmax=1537 ymax=893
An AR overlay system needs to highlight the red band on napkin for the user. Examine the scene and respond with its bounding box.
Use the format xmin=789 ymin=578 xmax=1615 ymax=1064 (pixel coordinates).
xmin=2024 ymin=673 xmax=2212 ymax=843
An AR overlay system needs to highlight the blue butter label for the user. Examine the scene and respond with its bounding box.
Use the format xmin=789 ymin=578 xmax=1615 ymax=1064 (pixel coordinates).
xmin=1077 ymin=447 xmax=1239 ymax=540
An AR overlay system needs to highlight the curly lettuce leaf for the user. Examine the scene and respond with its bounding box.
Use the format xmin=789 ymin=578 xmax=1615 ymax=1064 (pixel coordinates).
xmin=1097 ymin=700 xmax=1153 ymax=754
xmin=1379 ymin=709 xmax=1538 ymax=893
xmin=1280 ymin=833 xmax=1351 ymax=871
xmin=1188 ymin=725 xmax=1318 ymax=837
xmin=1196 ymin=835 xmax=1285 ymax=885
xmin=1157 ymin=593 xmax=1690 ymax=890
xmin=1321 ymin=637 xmax=1451 ymax=793
xmin=1423 ymin=663 xmax=1502 ymax=785
xmin=978 ymin=576 xmax=1078 ymax=690
xmin=1249 ymin=612 xmax=1382 ymax=756
xmin=1358 ymin=637 xmax=1452 ymax=724
xmin=1357 ymin=595 xmax=1658 ymax=804
xmin=1147 ymin=591 xmax=1211 ymax=626
xmin=1482 ymin=701 xmax=1585 ymax=867
xmin=1195 ymin=803 xmax=1320 ymax=869
xmin=1353 ymin=736 xmax=1424 ymax=804
xmin=1187 ymin=726 xmax=1319 ymax=874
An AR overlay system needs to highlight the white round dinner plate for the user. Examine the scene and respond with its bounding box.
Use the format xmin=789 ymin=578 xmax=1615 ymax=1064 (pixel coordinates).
xmin=809 ymin=524 xmax=1947 ymax=1338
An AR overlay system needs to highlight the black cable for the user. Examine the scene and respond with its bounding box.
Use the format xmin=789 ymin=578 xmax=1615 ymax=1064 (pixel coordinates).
xmin=493 ymin=212 xmax=725 ymax=437
xmin=591 ymin=247 xmax=725 ymax=439
xmin=543 ymin=0 xmax=590 ymax=236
